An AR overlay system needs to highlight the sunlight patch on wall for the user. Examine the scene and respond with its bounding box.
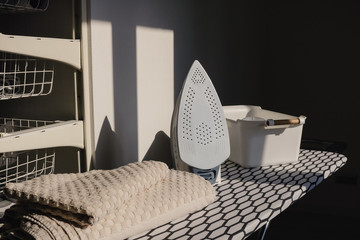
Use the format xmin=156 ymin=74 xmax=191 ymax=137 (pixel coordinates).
xmin=136 ymin=26 xmax=174 ymax=161
xmin=90 ymin=19 xmax=115 ymax=142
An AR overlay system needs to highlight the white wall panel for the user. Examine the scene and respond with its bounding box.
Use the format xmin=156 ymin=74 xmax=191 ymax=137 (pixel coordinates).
xmin=136 ymin=26 xmax=174 ymax=161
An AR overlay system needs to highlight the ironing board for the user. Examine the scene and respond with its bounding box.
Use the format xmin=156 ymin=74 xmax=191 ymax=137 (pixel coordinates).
xmin=128 ymin=149 xmax=347 ymax=240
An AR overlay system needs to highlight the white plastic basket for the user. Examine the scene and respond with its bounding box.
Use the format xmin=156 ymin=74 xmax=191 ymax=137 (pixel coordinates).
xmin=0 ymin=52 xmax=54 ymax=100
xmin=223 ymin=105 xmax=306 ymax=168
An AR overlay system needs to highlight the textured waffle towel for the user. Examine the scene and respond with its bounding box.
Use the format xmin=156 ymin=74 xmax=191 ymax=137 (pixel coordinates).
xmin=2 ymin=161 xmax=216 ymax=240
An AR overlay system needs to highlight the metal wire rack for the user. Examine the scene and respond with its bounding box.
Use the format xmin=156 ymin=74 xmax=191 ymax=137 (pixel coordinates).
xmin=0 ymin=117 xmax=56 ymax=193
xmin=0 ymin=0 xmax=49 ymax=12
xmin=0 ymin=117 xmax=55 ymax=133
xmin=0 ymin=52 xmax=54 ymax=100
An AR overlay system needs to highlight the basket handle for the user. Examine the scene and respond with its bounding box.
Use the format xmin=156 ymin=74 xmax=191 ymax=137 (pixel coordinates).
xmin=266 ymin=116 xmax=306 ymax=126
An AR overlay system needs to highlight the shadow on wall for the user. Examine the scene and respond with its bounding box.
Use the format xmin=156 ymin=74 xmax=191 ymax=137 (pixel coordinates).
xmin=94 ymin=124 xmax=174 ymax=170
xmin=93 ymin=117 xmax=118 ymax=170
xmin=142 ymin=131 xmax=174 ymax=169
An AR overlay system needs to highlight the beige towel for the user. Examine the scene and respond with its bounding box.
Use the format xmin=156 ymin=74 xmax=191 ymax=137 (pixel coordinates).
xmin=2 ymin=161 xmax=216 ymax=240
xmin=4 ymin=160 xmax=169 ymax=226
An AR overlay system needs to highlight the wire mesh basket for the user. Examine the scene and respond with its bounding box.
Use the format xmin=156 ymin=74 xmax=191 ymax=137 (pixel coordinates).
xmin=0 ymin=52 xmax=54 ymax=100
xmin=0 ymin=0 xmax=49 ymax=12
xmin=0 ymin=149 xmax=55 ymax=192
xmin=0 ymin=117 xmax=56 ymax=193
xmin=0 ymin=117 xmax=55 ymax=133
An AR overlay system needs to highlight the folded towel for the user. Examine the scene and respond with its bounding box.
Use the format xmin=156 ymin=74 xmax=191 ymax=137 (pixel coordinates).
xmin=4 ymin=160 xmax=169 ymax=226
xmin=1 ymin=161 xmax=216 ymax=240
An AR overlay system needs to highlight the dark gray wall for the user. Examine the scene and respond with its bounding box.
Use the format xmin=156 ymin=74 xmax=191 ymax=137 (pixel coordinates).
xmin=258 ymin=1 xmax=360 ymax=178
xmin=90 ymin=0 xmax=359 ymax=238
xmin=91 ymin=0 xmax=359 ymax=175
xmin=246 ymin=2 xmax=360 ymax=238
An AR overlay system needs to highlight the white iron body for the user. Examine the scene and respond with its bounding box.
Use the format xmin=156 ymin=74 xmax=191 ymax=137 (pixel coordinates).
xmin=171 ymin=60 xmax=230 ymax=183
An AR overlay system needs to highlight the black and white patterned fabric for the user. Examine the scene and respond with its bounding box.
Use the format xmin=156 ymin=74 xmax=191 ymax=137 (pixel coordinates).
xmin=129 ymin=149 xmax=347 ymax=240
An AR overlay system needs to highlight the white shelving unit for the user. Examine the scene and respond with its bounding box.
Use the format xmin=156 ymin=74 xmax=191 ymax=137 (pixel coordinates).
xmin=0 ymin=33 xmax=84 ymax=153
xmin=0 ymin=0 xmax=93 ymax=192
xmin=0 ymin=118 xmax=84 ymax=153
xmin=0 ymin=33 xmax=81 ymax=69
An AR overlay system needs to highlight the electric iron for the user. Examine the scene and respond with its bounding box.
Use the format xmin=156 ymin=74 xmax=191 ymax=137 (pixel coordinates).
xmin=171 ymin=60 xmax=230 ymax=184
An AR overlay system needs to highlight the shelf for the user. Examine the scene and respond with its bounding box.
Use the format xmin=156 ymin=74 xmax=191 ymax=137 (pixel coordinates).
xmin=0 ymin=119 xmax=84 ymax=153
xmin=0 ymin=33 xmax=81 ymax=69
